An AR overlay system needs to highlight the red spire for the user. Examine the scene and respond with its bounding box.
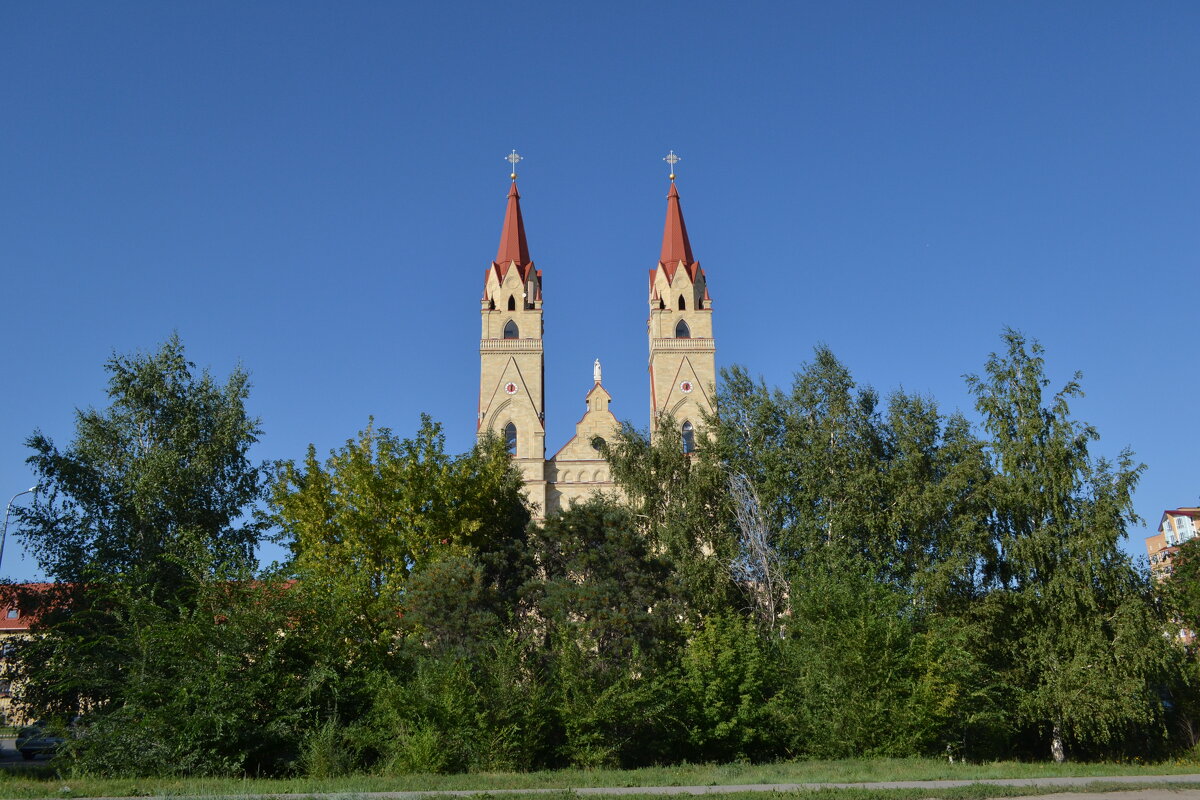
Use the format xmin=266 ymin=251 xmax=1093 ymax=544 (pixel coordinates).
xmin=496 ymin=181 xmax=530 ymax=266
xmin=659 ymin=180 xmax=695 ymax=266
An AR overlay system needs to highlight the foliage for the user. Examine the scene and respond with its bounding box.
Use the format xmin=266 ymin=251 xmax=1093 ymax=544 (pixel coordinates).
xmin=525 ymin=498 xmax=679 ymax=666
xmin=711 ymin=348 xmax=993 ymax=610
xmin=317 ymin=633 xmax=555 ymax=775
xmin=9 ymin=331 xmax=1194 ymax=777
xmin=268 ymin=417 xmax=530 ymax=668
xmin=10 ymin=338 xmax=303 ymax=775
xmin=1165 ymin=537 xmax=1200 ymax=633
xmin=780 ymin=555 xmax=921 ymax=758
xmin=44 ymin=578 xmax=312 ymax=776
xmin=19 ymin=334 xmax=264 ymax=595
xmin=602 ymin=420 xmax=739 ymax=618
xmin=966 ymin=330 xmax=1173 ymax=760
xmin=522 ymin=498 xmax=683 ymax=767
xmin=677 ymin=613 xmax=778 ymax=761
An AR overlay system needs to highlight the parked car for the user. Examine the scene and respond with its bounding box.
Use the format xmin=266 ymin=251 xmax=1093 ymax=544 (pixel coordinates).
xmin=15 ymin=721 xmax=65 ymax=760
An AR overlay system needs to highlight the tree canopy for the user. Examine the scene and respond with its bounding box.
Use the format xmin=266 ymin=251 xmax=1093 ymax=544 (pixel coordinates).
xmin=20 ymin=334 xmax=264 ymax=593
xmin=6 ymin=331 xmax=1191 ymax=775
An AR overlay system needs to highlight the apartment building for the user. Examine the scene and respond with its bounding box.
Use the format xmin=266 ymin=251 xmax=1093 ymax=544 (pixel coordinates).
xmin=1146 ymin=507 xmax=1200 ymax=578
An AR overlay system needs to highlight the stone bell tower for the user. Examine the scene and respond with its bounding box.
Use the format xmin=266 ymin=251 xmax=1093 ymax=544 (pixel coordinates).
xmin=647 ymin=169 xmax=716 ymax=450
xmin=478 ymin=166 xmax=547 ymax=512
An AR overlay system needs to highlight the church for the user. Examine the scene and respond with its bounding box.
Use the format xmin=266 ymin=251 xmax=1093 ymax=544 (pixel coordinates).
xmin=477 ymin=155 xmax=716 ymax=517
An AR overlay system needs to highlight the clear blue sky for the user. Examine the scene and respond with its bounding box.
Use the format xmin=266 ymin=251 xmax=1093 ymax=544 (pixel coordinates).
xmin=2 ymin=2 xmax=1197 ymax=579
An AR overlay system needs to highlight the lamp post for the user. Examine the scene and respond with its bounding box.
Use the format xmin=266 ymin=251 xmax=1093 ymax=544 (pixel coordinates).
xmin=1 ymin=486 xmax=37 ymax=573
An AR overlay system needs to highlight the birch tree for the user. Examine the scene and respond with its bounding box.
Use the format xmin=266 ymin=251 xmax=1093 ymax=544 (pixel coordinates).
xmin=967 ymin=329 xmax=1172 ymax=761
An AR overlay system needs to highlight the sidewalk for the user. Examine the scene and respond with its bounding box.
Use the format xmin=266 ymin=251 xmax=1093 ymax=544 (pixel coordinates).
xmin=34 ymin=773 xmax=1200 ymax=800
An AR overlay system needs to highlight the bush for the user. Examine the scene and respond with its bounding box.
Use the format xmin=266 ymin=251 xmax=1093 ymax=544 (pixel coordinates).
xmin=677 ymin=613 xmax=779 ymax=761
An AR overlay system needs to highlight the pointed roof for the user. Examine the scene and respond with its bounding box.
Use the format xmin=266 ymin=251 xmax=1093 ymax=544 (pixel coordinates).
xmin=548 ymin=380 xmax=619 ymax=461
xmin=585 ymin=382 xmax=612 ymax=402
xmin=496 ymin=181 xmax=530 ymax=268
xmin=659 ymin=180 xmax=695 ymax=269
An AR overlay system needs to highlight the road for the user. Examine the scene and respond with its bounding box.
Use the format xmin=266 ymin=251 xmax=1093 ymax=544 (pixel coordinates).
xmin=0 ymin=734 xmax=44 ymax=765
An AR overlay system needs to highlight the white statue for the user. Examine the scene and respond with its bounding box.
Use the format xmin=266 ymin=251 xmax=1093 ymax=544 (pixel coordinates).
xmin=593 ymin=359 xmax=602 ymax=384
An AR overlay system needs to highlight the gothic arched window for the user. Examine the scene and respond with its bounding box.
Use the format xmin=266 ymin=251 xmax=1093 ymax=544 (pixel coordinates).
xmin=682 ymin=421 xmax=695 ymax=454
xmin=675 ymin=319 xmax=690 ymax=339
xmin=507 ymin=295 xmax=516 ymax=311
xmin=503 ymin=320 xmax=519 ymax=339
xmin=503 ymin=422 xmax=517 ymax=454
xmin=678 ymin=295 xmax=687 ymax=310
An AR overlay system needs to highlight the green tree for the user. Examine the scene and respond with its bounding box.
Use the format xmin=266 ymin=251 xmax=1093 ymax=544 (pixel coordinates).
xmin=10 ymin=337 xmax=309 ymax=775
xmin=712 ymin=348 xmax=1004 ymax=759
xmin=713 ymin=349 xmax=993 ymax=612
xmin=20 ymin=578 xmax=317 ymax=776
xmin=1165 ymin=537 xmax=1200 ymax=634
xmin=677 ymin=613 xmax=778 ymax=761
xmin=603 ymin=419 xmax=738 ymax=618
xmin=269 ymin=418 xmax=529 ymax=667
xmin=20 ymin=335 xmax=264 ymax=596
xmin=780 ymin=554 xmax=919 ymax=757
xmin=967 ymin=329 xmax=1172 ymax=760
xmin=714 ymin=352 xmax=886 ymax=564
xmin=878 ymin=393 xmax=995 ymax=614
xmin=525 ymin=498 xmax=680 ymax=767
xmin=352 ymin=634 xmax=554 ymax=774
xmin=265 ymin=418 xmax=533 ymax=776
xmin=526 ymin=497 xmax=677 ymax=666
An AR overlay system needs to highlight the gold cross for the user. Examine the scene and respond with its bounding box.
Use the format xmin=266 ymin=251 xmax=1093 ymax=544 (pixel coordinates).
xmin=663 ymin=150 xmax=680 ymax=180
xmin=506 ymin=150 xmax=522 ymax=179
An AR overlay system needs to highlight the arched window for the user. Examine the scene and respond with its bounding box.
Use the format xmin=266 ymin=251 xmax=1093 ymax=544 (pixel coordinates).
xmin=675 ymin=319 xmax=690 ymax=339
xmin=682 ymin=421 xmax=695 ymax=454
xmin=678 ymin=295 xmax=687 ymax=310
xmin=507 ymin=295 xmax=516 ymax=311
xmin=503 ymin=422 xmax=517 ymax=454
xmin=503 ymin=320 xmax=519 ymax=339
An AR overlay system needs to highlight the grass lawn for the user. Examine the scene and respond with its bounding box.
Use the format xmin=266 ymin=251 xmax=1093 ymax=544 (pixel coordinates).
xmin=0 ymin=759 xmax=1198 ymax=800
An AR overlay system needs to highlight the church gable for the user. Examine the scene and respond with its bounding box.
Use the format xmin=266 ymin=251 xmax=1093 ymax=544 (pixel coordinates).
xmin=481 ymin=357 xmax=541 ymax=432
xmin=660 ymin=356 xmax=713 ymax=418
xmin=550 ymin=416 xmax=617 ymax=463
xmin=550 ymin=378 xmax=618 ymax=462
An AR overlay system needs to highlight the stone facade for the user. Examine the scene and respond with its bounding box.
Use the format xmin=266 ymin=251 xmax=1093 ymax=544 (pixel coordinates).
xmin=478 ymin=176 xmax=715 ymax=517
xmin=648 ymin=181 xmax=716 ymax=448
xmin=545 ymin=379 xmax=620 ymax=515
xmin=477 ymin=182 xmax=548 ymax=513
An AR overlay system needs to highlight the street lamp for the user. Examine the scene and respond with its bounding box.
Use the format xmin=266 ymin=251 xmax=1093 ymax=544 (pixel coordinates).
xmin=1 ymin=486 xmax=38 ymax=573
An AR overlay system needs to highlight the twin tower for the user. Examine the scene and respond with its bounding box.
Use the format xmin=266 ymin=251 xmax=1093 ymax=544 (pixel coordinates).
xmin=477 ymin=172 xmax=716 ymax=517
